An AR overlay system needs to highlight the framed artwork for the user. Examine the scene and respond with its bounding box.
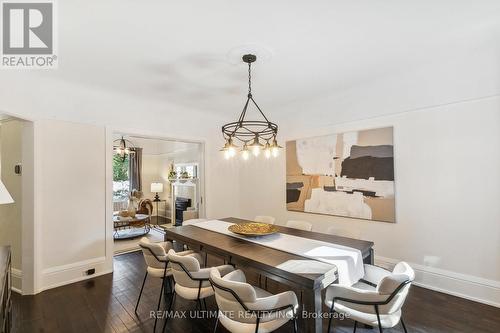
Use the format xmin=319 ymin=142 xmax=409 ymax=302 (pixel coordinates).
xmin=286 ymin=126 xmax=395 ymax=223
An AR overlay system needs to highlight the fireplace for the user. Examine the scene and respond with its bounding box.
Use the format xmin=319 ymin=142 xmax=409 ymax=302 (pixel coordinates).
xmin=175 ymin=197 xmax=191 ymax=226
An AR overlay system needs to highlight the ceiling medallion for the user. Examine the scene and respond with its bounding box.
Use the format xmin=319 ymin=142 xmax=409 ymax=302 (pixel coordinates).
xmin=221 ymin=54 xmax=282 ymax=160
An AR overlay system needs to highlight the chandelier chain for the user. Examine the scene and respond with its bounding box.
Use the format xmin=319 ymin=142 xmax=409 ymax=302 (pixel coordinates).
xmin=248 ymin=62 xmax=252 ymax=95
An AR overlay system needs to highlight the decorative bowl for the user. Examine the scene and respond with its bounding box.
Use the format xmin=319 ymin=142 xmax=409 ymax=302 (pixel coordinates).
xmin=228 ymin=223 xmax=278 ymax=236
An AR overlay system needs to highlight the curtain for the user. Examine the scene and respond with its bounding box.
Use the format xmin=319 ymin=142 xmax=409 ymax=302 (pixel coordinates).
xmin=129 ymin=147 xmax=142 ymax=191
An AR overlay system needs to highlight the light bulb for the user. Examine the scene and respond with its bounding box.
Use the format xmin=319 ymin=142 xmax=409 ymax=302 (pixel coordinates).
xmin=249 ymin=135 xmax=263 ymax=157
xmin=252 ymin=146 xmax=261 ymax=156
xmin=272 ymin=147 xmax=279 ymax=158
xmin=242 ymin=150 xmax=250 ymax=160
xmin=269 ymin=137 xmax=282 ymax=158
xmin=224 ymin=150 xmax=231 ymax=160
xmin=228 ymin=146 xmax=236 ymax=157
xmin=263 ymin=141 xmax=272 ymax=159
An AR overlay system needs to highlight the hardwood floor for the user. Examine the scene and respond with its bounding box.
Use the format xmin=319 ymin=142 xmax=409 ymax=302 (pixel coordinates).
xmin=12 ymin=251 xmax=500 ymax=333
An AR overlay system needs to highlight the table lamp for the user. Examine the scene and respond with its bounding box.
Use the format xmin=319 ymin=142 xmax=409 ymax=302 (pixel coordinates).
xmin=0 ymin=180 xmax=14 ymax=205
xmin=151 ymin=182 xmax=163 ymax=201
xmin=150 ymin=182 xmax=163 ymax=224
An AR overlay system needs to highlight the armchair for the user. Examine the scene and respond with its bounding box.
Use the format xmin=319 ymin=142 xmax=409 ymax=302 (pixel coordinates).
xmin=210 ymin=268 xmax=299 ymax=333
xmin=136 ymin=237 xmax=196 ymax=332
xmin=325 ymin=262 xmax=415 ymax=333
xmin=137 ymin=199 xmax=153 ymax=222
xmin=162 ymin=249 xmax=234 ymax=332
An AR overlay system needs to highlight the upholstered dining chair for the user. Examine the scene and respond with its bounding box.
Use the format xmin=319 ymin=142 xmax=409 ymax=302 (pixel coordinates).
xmin=254 ymin=215 xmax=276 ymax=224
xmin=325 ymin=262 xmax=415 ymax=333
xmin=327 ymin=226 xmax=361 ymax=239
xmin=162 ymin=249 xmax=234 ymax=331
xmin=136 ymin=237 xmax=197 ymax=332
xmin=210 ymin=268 xmax=299 ymax=333
xmin=286 ymin=220 xmax=313 ymax=231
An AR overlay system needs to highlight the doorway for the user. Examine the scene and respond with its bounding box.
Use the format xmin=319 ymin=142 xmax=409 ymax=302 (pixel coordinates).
xmin=111 ymin=133 xmax=204 ymax=255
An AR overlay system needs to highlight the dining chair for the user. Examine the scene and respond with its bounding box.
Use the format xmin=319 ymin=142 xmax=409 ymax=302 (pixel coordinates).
xmin=162 ymin=249 xmax=234 ymax=331
xmin=210 ymin=268 xmax=299 ymax=333
xmin=286 ymin=220 xmax=312 ymax=231
xmin=326 ymin=226 xmax=361 ymax=239
xmin=325 ymin=262 xmax=415 ymax=333
xmin=136 ymin=237 xmax=197 ymax=332
xmin=254 ymin=215 xmax=276 ymax=224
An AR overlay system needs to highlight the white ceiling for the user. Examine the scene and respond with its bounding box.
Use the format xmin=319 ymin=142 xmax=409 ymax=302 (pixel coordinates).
xmin=1 ymin=0 xmax=499 ymax=136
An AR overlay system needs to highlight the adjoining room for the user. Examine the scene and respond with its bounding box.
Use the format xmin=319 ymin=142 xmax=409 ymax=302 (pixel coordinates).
xmin=112 ymin=134 xmax=203 ymax=255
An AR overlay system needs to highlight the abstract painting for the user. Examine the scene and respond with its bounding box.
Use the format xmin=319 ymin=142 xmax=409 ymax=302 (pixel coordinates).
xmin=286 ymin=127 xmax=395 ymax=223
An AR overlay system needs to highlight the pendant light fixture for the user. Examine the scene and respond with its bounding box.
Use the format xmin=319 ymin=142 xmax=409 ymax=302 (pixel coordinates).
xmin=221 ymin=54 xmax=282 ymax=160
xmin=113 ymin=136 xmax=136 ymax=162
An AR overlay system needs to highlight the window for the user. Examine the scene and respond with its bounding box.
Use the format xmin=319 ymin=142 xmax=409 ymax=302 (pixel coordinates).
xmin=113 ymin=154 xmax=130 ymax=201
xmin=175 ymin=163 xmax=198 ymax=178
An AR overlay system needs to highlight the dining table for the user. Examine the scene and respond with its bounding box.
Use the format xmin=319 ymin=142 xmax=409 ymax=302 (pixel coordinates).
xmin=162 ymin=217 xmax=374 ymax=333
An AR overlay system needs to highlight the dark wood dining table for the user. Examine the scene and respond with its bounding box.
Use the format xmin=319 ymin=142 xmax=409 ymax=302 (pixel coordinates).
xmin=163 ymin=217 xmax=374 ymax=333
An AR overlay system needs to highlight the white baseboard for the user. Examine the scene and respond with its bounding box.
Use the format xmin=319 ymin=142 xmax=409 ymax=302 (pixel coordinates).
xmin=375 ymin=256 xmax=500 ymax=308
xmin=39 ymin=256 xmax=112 ymax=293
xmin=11 ymin=268 xmax=22 ymax=294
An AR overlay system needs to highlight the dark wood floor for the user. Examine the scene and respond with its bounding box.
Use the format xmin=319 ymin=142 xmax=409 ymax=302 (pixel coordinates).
xmin=12 ymin=251 xmax=500 ymax=333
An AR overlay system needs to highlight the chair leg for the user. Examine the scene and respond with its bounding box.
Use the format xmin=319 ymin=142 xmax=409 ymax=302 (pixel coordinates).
xmin=134 ymin=271 xmax=148 ymax=314
xmin=154 ymin=276 xmax=166 ymax=332
xmin=213 ymin=316 xmax=219 ymax=333
xmin=401 ymin=317 xmax=408 ymax=333
xmin=327 ymin=301 xmax=335 ymax=333
xmin=203 ymin=298 xmax=208 ymax=312
xmin=254 ymin=317 xmax=260 ymax=333
xmin=162 ymin=291 xmax=176 ymax=333
xmin=165 ymin=276 xmax=175 ymax=294
xmin=292 ymin=316 xmax=298 ymax=333
xmin=196 ymin=298 xmax=205 ymax=314
xmin=353 ymin=321 xmax=357 ymax=333
xmin=374 ymin=305 xmax=383 ymax=333
xmin=165 ymin=276 xmax=170 ymax=294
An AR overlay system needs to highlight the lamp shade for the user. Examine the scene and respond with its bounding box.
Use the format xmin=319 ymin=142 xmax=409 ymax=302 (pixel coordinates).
xmin=150 ymin=182 xmax=164 ymax=193
xmin=0 ymin=180 xmax=14 ymax=204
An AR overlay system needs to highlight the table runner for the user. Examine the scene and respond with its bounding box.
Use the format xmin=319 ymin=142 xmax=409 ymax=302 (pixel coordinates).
xmin=192 ymin=220 xmax=364 ymax=286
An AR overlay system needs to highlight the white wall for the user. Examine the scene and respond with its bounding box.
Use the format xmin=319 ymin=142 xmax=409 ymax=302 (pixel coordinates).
xmin=238 ymin=96 xmax=500 ymax=307
xmin=0 ymin=119 xmax=23 ymax=290
xmin=37 ymin=120 xmax=110 ymax=290
xmin=204 ymin=138 xmax=241 ymax=219
xmin=142 ymin=155 xmax=166 ymax=203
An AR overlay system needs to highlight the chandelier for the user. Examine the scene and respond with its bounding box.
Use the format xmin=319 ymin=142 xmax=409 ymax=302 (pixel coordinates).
xmin=221 ymin=54 xmax=282 ymax=160
xmin=113 ymin=136 xmax=135 ymax=161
